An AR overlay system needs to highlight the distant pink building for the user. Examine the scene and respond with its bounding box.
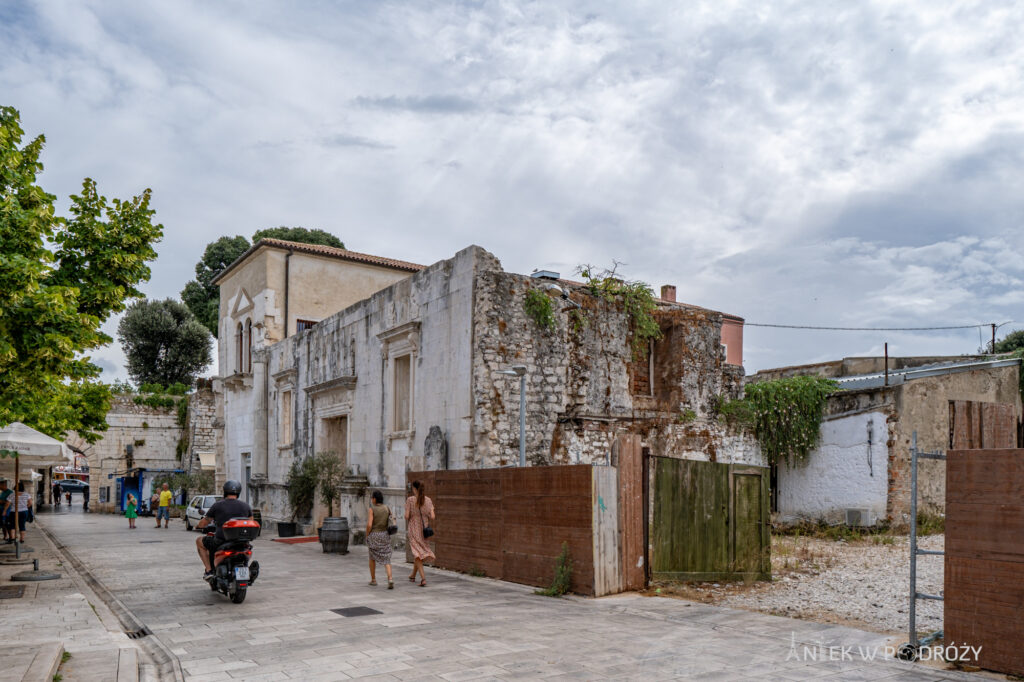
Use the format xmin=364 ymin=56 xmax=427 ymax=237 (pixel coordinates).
xmin=721 ymin=314 xmax=744 ymax=366
xmin=659 ymin=285 xmax=743 ymax=366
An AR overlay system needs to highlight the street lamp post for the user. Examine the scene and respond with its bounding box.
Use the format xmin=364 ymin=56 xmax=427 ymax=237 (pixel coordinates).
xmin=498 ymin=365 xmax=528 ymax=466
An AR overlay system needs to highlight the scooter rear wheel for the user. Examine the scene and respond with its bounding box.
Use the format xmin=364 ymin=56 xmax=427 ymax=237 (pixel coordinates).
xmin=230 ymin=587 xmax=247 ymax=604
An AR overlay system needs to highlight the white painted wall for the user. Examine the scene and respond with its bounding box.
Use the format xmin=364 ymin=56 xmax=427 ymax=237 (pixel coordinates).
xmin=776 ymin=411 xmax=889 ymax=525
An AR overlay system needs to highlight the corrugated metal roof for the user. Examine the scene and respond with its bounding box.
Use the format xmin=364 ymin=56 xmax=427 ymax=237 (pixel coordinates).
xmin=836 ymin=357 xmax=1021 ymax=391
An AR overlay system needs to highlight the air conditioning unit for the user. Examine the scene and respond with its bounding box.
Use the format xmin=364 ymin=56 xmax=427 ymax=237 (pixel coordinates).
xmin=845 ymin=508 xmax=874 ymax=526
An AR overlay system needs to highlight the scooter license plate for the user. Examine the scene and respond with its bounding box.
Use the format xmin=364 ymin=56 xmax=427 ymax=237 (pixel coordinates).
xmin=234 ymin=566 xmax=250 ymax=581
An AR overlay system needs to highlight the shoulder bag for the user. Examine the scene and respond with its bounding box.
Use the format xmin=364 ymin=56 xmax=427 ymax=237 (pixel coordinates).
xmin=420 ymin=507 xmax=434 ymax=539
xmin=386 ymin=506 xmax=398 ymax=535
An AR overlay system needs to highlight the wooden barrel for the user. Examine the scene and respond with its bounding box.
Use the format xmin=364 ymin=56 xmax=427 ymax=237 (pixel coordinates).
xmin=320 ymin=517 xmax=350 ymax=554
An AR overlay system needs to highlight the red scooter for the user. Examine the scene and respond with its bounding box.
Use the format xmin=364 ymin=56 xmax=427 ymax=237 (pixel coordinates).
xmin=205 ymin=518 xmax=261 ymax=604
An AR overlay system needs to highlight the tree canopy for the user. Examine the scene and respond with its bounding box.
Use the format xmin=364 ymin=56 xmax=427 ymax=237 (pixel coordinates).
xmin=181 ymin=227 xmax=345 ymax=337
xmin=994 ymin=330 xmax=1024 ymax=354
xmin=0 ymin=106 xmax=162 ymax=442
xmin=252 ymin=226 xmax=344 ymax=248
xmin=118 ymin=299 xmax=213 ymax=387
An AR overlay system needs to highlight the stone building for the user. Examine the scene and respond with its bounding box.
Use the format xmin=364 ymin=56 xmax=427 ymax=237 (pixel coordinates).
xmin=67 ymin=394 xmax=183 ymax=513
xmin=215 ymin=239 xmax=756 ymax=534
xmin=66 ymin=389 xmax=221 ymax=513
xmin=751 ymin=355 xmax=1022 ymax=527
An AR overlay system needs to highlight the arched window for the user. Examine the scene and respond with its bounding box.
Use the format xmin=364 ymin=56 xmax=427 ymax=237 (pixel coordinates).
xmin=235 ymin=322 xmax=243 ymax=373
xmin=246 ymin=319 xmax=253 ymax=373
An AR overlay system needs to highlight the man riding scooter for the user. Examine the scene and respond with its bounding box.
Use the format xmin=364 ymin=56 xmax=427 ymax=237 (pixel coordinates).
xmin=195 ymin=480 xmax=253 ymax=580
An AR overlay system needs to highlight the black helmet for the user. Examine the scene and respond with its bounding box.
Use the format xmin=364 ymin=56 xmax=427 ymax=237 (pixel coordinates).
xmin=223 ymin=480 xmax=242 ymax=497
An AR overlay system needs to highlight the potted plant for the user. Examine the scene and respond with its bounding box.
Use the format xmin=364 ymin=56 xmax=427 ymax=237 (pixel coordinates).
xmin=283 ymin=456 xmax=317 ymax=537
xmin=315 ymin=452 xmax=349 ymax=553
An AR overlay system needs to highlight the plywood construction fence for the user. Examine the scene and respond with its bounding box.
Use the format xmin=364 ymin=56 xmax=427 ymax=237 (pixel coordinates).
xmin=948 ymin=401 xmax=1018 ymax=450
xmin=408 ymin=465 xmax=621 ymax=596
xmin=945 ymin=449 xmax=1024 ymax=677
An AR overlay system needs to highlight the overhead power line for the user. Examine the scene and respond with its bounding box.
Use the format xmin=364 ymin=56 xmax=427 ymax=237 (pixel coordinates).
xmin=745 ymin=323 xmax=988 ymax=331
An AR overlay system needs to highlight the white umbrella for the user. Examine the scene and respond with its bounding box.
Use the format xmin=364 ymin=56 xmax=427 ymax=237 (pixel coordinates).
xmin=0 ymin=422 xmax=64 ymax=557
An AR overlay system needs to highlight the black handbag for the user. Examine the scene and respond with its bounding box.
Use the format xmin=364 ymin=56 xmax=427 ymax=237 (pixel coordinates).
xmin=386 ymin=507 xmax=398 ymax=535
xmin=420 ymin=509 xmax=434 ymax=539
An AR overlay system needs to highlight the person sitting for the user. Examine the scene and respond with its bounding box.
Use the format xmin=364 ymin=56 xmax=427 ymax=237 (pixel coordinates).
xmin=195 ymin=480 xmax=253 ymax=580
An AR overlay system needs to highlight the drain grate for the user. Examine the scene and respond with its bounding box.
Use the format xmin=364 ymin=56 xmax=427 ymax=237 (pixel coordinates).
xmin=138 ymin=540 xmax=163 ymax=544
xmin=0 ymin=585 xmax=25 ymax=599
xmin=331 ymin=606 xmax=382 ymax=617
xmin=126 ymin=627 xmax=151 ymax=639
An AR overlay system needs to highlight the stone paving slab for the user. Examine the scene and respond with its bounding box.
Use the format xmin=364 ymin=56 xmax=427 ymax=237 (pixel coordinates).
xmin=0 ymin=509 xmax=144 ymax=682
xmin=37 ymin=511 xmax=981 ymax=681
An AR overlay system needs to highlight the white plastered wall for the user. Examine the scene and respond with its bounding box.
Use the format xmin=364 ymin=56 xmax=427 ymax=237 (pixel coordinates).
xmin=776 ymin=411 xmax=889 ymax=525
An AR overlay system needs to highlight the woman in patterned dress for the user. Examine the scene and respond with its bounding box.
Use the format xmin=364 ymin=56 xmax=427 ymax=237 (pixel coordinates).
xmin=365 ymin=490 xmax=394 ymax=589
xmin=405 ymin=480 xmax=435 ymax=587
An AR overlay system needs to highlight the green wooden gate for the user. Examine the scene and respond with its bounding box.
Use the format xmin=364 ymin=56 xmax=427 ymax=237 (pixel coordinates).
xmin=650 ymin=457 xmax=770 ymax=582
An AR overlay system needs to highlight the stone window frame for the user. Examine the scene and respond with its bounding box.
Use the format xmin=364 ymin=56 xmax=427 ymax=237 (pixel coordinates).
xmin=273 ymin=367 xmax=298 ymax=451
xmin=230 ymin=288 xmax=254 ymax=377
xmin=313 ymin=402 xmax=352 ymax=466
xmin=377 ymin=321 xmax=420 ymax=442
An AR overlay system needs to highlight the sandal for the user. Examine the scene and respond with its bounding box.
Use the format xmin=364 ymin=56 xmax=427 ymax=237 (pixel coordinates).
xmin=419 ymin=579 xmax=427 ymax=587
xmin=388 ymin=581 xmax=394 ymax=590
xmin=369 ymin=580 xmax=377 ymax=586
xmin=408 ymin=574 xmax=416 ymax=581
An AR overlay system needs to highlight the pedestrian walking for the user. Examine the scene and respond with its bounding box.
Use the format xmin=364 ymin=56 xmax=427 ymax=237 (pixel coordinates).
xmin=53 ymin=482 xmax=61 ymax=507
xmin=82 ymin=484 xmax=89 ymax=511
xmin=0 ymin=481 xmax=12 ymax=542
xmin=404 ymin=480 xmax=435 ymax=587
xmin=155 ymin=482 xmax=172 ymax=528
xmin=11 ymin=482 xmax=32 ymax=543
xmin=125 ymin=493 xmax=138 ymax=529
xmin=365 ymin=490 xmax=394 ymax=589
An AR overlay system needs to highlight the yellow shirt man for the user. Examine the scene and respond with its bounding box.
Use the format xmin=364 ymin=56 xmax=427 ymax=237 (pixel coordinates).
xmin=155 ymin=486 xmax=173 ymax=527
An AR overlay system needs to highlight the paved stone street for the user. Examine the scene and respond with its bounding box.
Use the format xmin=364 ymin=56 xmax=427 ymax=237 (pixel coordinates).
xmin=37 ymin=511 xmax=974 ymax=682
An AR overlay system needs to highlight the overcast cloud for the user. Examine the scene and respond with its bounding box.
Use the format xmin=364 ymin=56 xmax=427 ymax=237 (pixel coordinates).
xmin=2 ymin=1 xmax=1022 ymax=378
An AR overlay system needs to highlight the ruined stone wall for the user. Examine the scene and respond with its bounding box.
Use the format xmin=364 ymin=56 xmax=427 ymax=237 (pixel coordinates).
xmin=74 ymin=395 xmax=183 ymax=513
xmin=470 ymin=271 xmax=758 ymax=468
xmin=185 ymin=387 xmax=218 ymax=477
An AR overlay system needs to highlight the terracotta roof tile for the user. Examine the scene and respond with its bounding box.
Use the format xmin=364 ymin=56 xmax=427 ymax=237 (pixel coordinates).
xmin=212 ymin=238 xmax=426 ymax=284
xmin=257 ymin=238 xmax=426 ymax=272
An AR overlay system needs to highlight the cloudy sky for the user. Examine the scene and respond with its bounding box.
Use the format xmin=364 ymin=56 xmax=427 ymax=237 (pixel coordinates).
xmin=3 ymin=1 xmax=1023 ymax=378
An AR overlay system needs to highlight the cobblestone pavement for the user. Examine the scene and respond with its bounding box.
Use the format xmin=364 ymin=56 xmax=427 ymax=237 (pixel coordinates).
xmin=38 ymin=511 xmax=975 ymax=682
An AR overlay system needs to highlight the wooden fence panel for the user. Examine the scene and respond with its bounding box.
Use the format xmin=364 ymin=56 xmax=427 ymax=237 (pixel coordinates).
xmin=407 ymin=465 xmax=605 ymax=595
xmin=949 ymin=401 xmax=1017 ymax=450
xmin=945 ymin=449 xmax=1024 ymax=676
xmin=616 ymin=434 xmax=645 ymax=591
xmin=593 ymin=466 xmax=621 ymax=596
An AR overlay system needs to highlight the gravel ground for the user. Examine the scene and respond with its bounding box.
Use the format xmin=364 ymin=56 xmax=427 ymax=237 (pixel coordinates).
xmin=649 ymin=533 xmax=945 ymax=635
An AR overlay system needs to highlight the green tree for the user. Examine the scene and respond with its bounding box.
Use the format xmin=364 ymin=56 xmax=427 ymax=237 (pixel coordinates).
xmin=252 ymin=226 xmax=344 ymax=248
xmin=181 ymin=228 xmax=344 ymax=337
xmin=118 ymin=299 xmax=212 ymax=387
xmin=994 ymin=330 xmax=1024 ymax=353
xmin=0 ymin=106 xmax=162 ymax=442
xmin=180 ymin=235 xmax=249 ymax=337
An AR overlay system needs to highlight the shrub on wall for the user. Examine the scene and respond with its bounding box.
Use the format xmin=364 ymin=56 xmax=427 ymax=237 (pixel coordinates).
xmin=576 ymin=264 xmax=661 ymax=360
xmin=718 ymin=376 xmax=838 ymax=466
xmin=524 ymin=288 xmax=556 ymax=331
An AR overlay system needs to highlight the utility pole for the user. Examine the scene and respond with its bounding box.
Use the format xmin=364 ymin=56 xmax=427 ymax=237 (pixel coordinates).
xmin=991 ymin=323 xmax=996 ymax=354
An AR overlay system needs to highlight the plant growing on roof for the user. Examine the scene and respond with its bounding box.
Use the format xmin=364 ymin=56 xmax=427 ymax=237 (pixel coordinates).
xmin=524 ymin=288 xmax=556 ymax=331
xmin=576 ymin=263 xmax=662 ymax=360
